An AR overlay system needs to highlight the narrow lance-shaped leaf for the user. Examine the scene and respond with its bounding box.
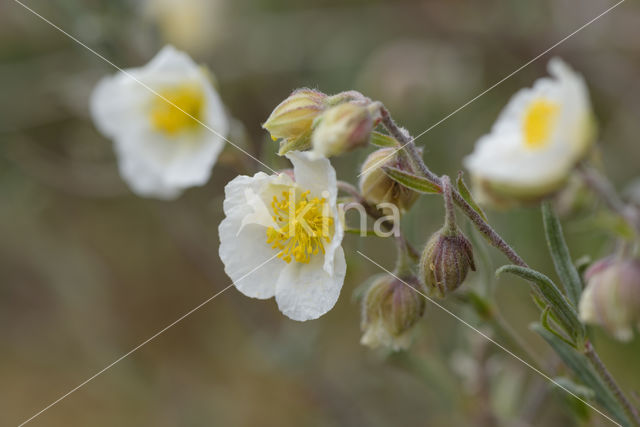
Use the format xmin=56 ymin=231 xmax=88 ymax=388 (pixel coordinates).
xmin=542 ymin=201 xmax=582 ymax=306
xmin=370 ymin=131 xmax=399 ymax=148
xmin=382 ymin=166 xmax=442 ymax=194
xmin=457 ymin=171 xmax=487 ymax=221
xmin=541 ymin=305 xmax=575 ymax=347
xmin=552 ymin=377 xmax=596 ymax=402
xmin=496 ymin=265 xmax=584 ymax=343
xmin=532 ymin=323 xmax=630 ymax=426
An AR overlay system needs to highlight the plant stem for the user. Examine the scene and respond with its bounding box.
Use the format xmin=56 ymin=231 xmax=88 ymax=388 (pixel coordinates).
xmin=584 ymin=341 xmax=640 ymax=427
xmin=578 ymin=163 xmax=640 ymax=235
xmin=441 ymin=175 xmax=457 ymax=235
xmin=379 ymin=106 xmax=528 ymax=268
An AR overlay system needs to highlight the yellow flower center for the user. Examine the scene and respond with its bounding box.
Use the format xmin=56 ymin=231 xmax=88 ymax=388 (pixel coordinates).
xmin=523 ymin=98 xmax=560 ymax=149
xmin=150 ymin=84 xmax=204 ymax=135
xmin=266 ymin=189 xmax=334 ymax=264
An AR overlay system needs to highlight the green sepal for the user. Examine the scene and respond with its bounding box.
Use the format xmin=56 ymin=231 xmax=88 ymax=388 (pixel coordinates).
xmin=277 ymin=130 xmax=312 ymax=155
xmin=370 ymin=131 xmax=399 ymax=148
xmin=382 ymin=167 xmax=441 ymax=194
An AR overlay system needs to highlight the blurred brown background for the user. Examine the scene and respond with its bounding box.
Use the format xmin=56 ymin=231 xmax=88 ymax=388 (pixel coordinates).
xmin=1 ymin=0 xmax=639 ymax=426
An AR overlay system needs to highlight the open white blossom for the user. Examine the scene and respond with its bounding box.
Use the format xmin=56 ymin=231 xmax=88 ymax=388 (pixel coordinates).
xmin=91 ymin=45 xmax=228 ymax=199
xmin=218 ymin=151 xmax=346 ymax=321
xmin=464 ymin=58 xmax=594 ymax=205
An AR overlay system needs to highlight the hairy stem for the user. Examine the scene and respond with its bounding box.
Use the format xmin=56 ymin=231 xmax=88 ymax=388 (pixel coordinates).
xmin=379 ymin=106 xmax=528 ymax=267
xmin=585 ymin=341 xmax=640 ymax=427
xmin=441 ymin=175 xmax=457 ymax=234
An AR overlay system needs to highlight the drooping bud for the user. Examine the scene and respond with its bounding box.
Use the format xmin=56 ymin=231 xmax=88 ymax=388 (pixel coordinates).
xmin=262 ymin=88 xmax=327 ymax=154
xmin=579 ymin=256 xmax=640 ymax=341
xmin=360 ymin=274 xmax=426 ymax=350
xmin=358 ymin=148 xmax=419 ymax=215
xmin=419 ymin=227 xmax=476 ymax=298
xmin=311 ymin=102 xmax=374 ymax=157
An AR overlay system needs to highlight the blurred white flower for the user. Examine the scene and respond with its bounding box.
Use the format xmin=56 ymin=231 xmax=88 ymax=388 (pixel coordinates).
xmin=218 ymin=151 xmax=346 ymax=321
xmin=464 ymin=58 xmax=595 ymax=206
xmin=91 ymin=45 xmax=228 ymax=199
xmin=144 ymin=0 xmax=227 ymax=54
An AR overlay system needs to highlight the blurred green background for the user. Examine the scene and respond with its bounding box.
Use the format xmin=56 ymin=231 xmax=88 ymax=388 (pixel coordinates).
xmin=1 ymin=0 xmax=639 ymax=426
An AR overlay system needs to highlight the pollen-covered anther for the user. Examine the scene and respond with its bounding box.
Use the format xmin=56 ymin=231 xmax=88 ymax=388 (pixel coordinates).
xmin=265 ymin=190 xmax=334 ymax=264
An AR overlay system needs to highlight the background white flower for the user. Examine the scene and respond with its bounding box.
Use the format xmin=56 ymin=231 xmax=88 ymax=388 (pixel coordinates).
xmin=218 ymin=151 xmax=346 ymax=321
xmin=91 ymin=45 xmax=229 ymax=199
xmin=464 ymin=58 xmax=594 ymax=203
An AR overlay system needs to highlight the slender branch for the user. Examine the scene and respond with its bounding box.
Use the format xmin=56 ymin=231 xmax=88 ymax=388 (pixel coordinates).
xmin=379 ymin=106 xmax=528 ymax=268
xmin=585 ymin=341 xmax=640 ymax=427
xmin=578 ymin=163 xmax=640 ymax=235
xmin=441 ymin=175 xmax=457 ymax=234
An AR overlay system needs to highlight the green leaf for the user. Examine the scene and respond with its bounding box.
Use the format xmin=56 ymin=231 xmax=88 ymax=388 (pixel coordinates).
xmin=457 ymin=171 xmax=487 ymax=221
xmin=541 ymin=306 xmax=575 ymax=347
xmin=370 ymin=131 xmax=399 ymax=148
xmin=552 ymin=377 xmax=596 ymax=402
xmin=382 ymin=167 xmax=441 ymax=194
xmin=542 ymin=202 xmax=582 ymax=306
xmin=496 ymin=265 xmax=584 ymax=343
xmin=532 ymin=323 xmax=631 ymax=426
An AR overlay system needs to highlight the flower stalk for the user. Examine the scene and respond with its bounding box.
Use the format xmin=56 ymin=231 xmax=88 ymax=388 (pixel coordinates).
xmin=584 ymin=341 xmax=640 ymax=427
xmin=379 ymin=106 xmax=528 ymax=268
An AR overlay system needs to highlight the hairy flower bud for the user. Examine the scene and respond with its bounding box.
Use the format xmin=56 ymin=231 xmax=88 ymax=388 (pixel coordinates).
xmin=358 ymin=148 xmax=419 ymax=215
xmin=419 ymin=228 xmax=476 ymax=298
xmin=311 ymin=102 xmax=373 ymax=157
xmin=262 ymin=88 xmax=327 ymax=154
xmin=579 ymin=257 xmax=640 ymax=341
xmin=361 ymin=275 xmax=426 ymax=350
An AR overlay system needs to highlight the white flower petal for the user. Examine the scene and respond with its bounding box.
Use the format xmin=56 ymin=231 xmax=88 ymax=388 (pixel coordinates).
xmin=275 ymin=246 xmax=346 ymax=321
xmin=90 ymin=73 xmax=150 ymax=138
xmin=219 ymin=174 xmax=287 ymax=299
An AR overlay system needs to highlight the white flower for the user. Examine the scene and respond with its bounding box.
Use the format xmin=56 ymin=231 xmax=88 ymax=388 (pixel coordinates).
xmin=218 ymin=151 xmax=346 ymax=321
xmin=464 ymin=58 xmax=594 ymax=205
xmin=91 ymin=45 xmax=228 ymax=199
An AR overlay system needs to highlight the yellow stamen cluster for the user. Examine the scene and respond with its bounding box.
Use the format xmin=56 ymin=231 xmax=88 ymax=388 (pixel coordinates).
xmin=523 ymin=98 xmax=560 ymax=149
xmin=150 ymin=83 xmax=204 ymax=135
xmin=266 ymin=190 xmax=334 ymax=264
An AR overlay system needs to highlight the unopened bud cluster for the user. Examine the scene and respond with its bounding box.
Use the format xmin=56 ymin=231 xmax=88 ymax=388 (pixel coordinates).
xmin=361 ymin=275 xmax=426 ymax=350
xmin=420 ymin=227 xmax=476 ymax=298
xmin=579 ymin=256 xmax=640 ymax=341
xmin=262 ymin=88 xmax=378 ymax=157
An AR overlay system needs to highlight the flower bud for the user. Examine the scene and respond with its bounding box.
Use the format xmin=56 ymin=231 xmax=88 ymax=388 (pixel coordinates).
xmin=361 ymin=275 xmax=426 ymax=350
xmin=358 ymin=148 xmax=419 ymax=215
xmin=579 ymin=257 xmax=640 ymax=341
xmin=311 ymin=102 xmax=373 ymax=157
xmin=262 ymin=88 xmax=327 ymax=154
xmin=419 ymin=227 xmax=476 ymax=298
